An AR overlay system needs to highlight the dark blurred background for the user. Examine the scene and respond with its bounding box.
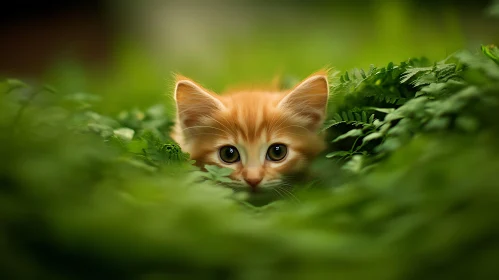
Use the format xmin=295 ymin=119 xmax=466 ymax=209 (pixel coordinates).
xmin=1 ymin=0 xmax=497 ymax=113
xmin=0 ymin=1 xmax=108 ymax=77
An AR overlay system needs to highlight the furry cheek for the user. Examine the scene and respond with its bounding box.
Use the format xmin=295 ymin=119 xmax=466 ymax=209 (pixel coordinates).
xmin=268 ymin=149 xmax=307 ymax=174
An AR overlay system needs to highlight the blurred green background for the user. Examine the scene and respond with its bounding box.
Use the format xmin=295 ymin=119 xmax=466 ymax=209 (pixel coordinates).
xmin=2 ymin=1 xmax=499 ymax=278
xmin=1 ymin=0 xmax=498 ymax=114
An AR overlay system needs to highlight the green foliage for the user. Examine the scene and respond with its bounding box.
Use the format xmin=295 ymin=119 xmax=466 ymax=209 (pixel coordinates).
xmin=488 ymin=0 xmax=499 ymax=18
xmin=202 ymin=165 xmax=235 ymax=183
xmin=2 ymin=46 xmax=499 ymax=279
xmin=482 ymin=44 xmax=499 ymax=65
xmin=324 ymin=48 xmax=499 ymax=175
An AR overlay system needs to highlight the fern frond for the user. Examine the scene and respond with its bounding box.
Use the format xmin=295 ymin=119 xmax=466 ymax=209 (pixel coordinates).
xmin=323 ymin=108 xmax=376 ymax=130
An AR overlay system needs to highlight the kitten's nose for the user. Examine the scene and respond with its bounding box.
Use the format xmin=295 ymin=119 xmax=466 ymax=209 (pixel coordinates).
xmin=244 ymin=178 xmax=262 ymax=188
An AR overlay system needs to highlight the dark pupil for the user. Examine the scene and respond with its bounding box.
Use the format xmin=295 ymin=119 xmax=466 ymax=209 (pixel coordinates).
xmin=221 ymin=146 xmax=239 ymax=163
xmin=225 ymin=148 xmax=234 ymax=158
xmin=273 ymin=146 xmax=282 ymax=156
xmin=268 ymin=144 xmax=286 ymax=161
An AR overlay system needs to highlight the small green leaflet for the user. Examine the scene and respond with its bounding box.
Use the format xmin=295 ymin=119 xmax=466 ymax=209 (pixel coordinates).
xmin=332 ymin=129 xmax=363 ymax=142
xmin=326 ymin=150 xmax=351 ymax=159
xmin=113 ymin=128 xmax=135 ymax=142
xmin=203 ymin=164 xmax=235 ymax=183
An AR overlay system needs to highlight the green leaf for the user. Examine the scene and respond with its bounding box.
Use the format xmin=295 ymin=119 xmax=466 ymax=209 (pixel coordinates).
xmin=400 ymin=66 xmax=433 ymax=83
xmin=360 ymin=69 xmax=367 ymax=79
xmin=412 ymin=73 xmax=437 ymax=86
xmin=333 ymin=129 xmax=363 ymax=142
xmin=354 ymin=112 xmax=362 ymax=121
xmin=216 ymin=177 xmax=234 ymax=183
xmin=205 ymin=164 xmax=220 ymax=174
xmin=341 ymin=111 xmax=348 ymax=121
xmin=333 ymin=113 xmax=343 ymax=122
xmin=217 ymin=167 xmax=235 ymax=177
xmin=326 ymin=150 xmax=351 ymax=158
xmin=113 ymin=128 xmax=135 ymax=142
xmin=6 ymin=79 xmax=29 ymax=89
xmin=384 ymin=111 xmax=405 ymax=122
xmin=370 ymin=107 xmax=395 ymax=114
xmin=205 ymin=165 xmax=234 ymax=177
xmin=1 ymin=78 xmax=30 ymax=95
xmin=363 ymin=132 xmax=384 ymax=143
xmin=87 ymin=123 xmax=114 ymax=138
xmin=348 ymin=111 xmax=355 ymax=121
xmin=342 ymin=155 xmax=364 ymax=174
xmin=369 ymin=114 xmax=375 ymax=123
xmin=482 ymin=44 xmax=499 ymax=65
xmin=146 ymin=104 xmax=166 ymax=119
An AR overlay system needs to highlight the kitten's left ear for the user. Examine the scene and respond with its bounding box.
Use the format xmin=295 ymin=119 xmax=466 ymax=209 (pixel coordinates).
xmin=278 ymin=74 xmax=329 ymax=130
xmin=174 ymin=77 xmax=225 ymax=129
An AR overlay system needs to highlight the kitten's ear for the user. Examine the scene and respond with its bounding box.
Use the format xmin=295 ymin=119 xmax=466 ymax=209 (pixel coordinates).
xmin=174 ymin=77 xmax=225 ymax=128
xmin=278 ymin=74 xmax=329 ymax=130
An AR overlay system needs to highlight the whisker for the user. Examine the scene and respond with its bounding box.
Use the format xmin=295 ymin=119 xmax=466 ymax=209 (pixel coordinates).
xmin=276 ymin=185 xmax=301 ymax=203
xmin=272 ymin=187 xmax=285 ymax=199
xmin=274 ymin=186 xmax=293 ymax=201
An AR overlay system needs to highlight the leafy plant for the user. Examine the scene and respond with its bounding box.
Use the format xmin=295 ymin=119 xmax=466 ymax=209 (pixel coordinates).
xmin=2 ymin=45 xmax=499 ymax=279
xmin=201 ymin=165 xmax=235 ymax=183
xmin=324 ymin=46 xmax=499 ymax=175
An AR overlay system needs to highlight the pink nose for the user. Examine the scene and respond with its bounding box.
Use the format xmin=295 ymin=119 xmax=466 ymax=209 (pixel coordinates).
xmin=244 ymin=178 xmax=262 ymax=188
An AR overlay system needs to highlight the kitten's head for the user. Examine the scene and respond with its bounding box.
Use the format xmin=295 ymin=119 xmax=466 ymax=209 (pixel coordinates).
xmin=172 ymin=72 xmax=329 ymax=191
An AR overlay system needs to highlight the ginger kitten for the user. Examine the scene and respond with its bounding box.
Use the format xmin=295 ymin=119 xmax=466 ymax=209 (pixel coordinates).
xmin=171 ymin=72 xmax=329 ymax=192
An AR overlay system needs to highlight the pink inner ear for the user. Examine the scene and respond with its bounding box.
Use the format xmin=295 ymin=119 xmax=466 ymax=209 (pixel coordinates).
xmin=281 ymin=75 xmax=329 ymax=107
xmin=278 ymin=75 xmax=329 ymax=129
xmin=175 ymin=80 xmax=224 ymax=129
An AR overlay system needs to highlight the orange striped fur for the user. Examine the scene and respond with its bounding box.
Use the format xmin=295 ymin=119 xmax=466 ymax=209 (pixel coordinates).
xmin=171 ymin=71 xmax=329 ymax=191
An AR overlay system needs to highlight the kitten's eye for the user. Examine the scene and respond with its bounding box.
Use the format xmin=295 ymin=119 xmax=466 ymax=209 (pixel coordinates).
xmin=219 ymin=145 xmax=240 ymax=163
xmin=266 ymin=144 xmax=287 ymax=162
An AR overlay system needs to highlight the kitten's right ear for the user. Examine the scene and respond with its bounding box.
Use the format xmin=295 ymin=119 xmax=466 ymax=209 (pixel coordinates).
xmin=174 ymin=77 xmax=225 ymax=128
xmin=277 ymin=73 xmax=329 ymax=131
